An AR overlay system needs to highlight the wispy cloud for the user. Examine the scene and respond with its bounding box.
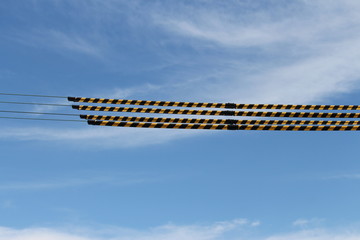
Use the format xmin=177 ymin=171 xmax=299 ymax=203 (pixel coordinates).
xmin=150 ymin=0 xmax=360 ymax=103
xmin=44 ymin=30 xmax=103 ymax=57
xmin=1 ymin=221 xmax=360 ymax=240
xmin=14 ymin=29 xmax=104 ymax=59
xmin=154 ymin=1 xmax=360 ymax=49
xmin=292 ymin=218 xmax=325 ymax=228
xmin=0 ymin=125 xmax=204 ymax=148
xmin=0 ymin=219 xmax=258 ymax=240
xmin=0 ymin=174 xmax=154 ymax=191
xmin=266 ymin=229 xmax=360 ymax=240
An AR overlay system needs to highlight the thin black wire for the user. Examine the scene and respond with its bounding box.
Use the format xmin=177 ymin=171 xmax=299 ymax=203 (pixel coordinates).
xmin=0 ymin=101 xmax=71 ymax=107
xmin=0 ymin=110 xmax=78 ymax=116
xmin=0 ymin=116 xmax=85 ymax=122
xmin=0 ymin=92 xmax=67 ymax=98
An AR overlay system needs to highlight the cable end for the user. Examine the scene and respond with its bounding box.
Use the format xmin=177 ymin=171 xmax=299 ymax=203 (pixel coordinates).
xmin=87 ymin=120 xmax=99 ymax=125
xmin=68 ymin=96 xmax=83 ymax=102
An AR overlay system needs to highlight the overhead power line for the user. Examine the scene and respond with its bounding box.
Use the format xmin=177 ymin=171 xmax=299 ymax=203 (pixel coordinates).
xmin=0 ymin=101 xmax=71 ymax=107
xmin=3 ymin=92 xmax=360 ymax=131
xmin=80 ymin=114 xmax=360 ymax=125
xmin=0 ymin=92 xmax=67 ymax=98
xmin=1 ymin=92 xmax=359 ymax=110
xmin=87 ymin=120 xmax=360 ymax=131
xmin=68 ymin=96 xmax=360 ymax=111
xmin=0 ymin=110 xmax=78 ymax=116
xmin=0 ymin=116 xmax=84 ymax=122
xmin=72 ymin=105 xmax=360 ymax=118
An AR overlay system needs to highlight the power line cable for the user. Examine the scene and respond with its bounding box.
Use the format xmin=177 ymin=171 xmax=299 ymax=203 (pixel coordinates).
xmin=0 ymin=116 xmax=85 ymax=122
xmin=80 ymin=114 xmax=360 ymax=125
xmin=68 ymin=96 xmax=360 ymax=111
xmin=2 ymin=93 xmax=359 ymax=111
xmin=73 ymin=105 xmax=360 ymax=118
xmin=87 ymin=120 xmax=360 ymax=131
xmin=0 ymin=101 xmax=71 ymax=107
xmin=0 ymin=110 xmax=78 ymax=116
xmin=0 ymin=92 xmax=67 ymax=98
xmin=1 ymin=93 xmax=359 ymax=111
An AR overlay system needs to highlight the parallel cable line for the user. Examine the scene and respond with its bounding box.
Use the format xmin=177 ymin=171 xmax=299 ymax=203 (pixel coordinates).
xmin=73 ymin=105 xmax=360 ymax=118
xmin=69 ymin=97 xmax=227 ymax=108
xmin=0 ymin=93 xmax=67 ymax=98
xmin=0 ymin=93 xmax=358 ymax=111
xmin=0 ymin=110 xmax=78 ymax=116
xmin=0 ymin=101 xmax=71 ymax=107
xmin=234 ymin=103 xmax=360 ymax=111
xmin=68 ymin=96 xmax=360 ymax=110
xmin=81 ymin=114 xmax=229 ymax=124
xmin=0 ymin=116 xmax=84 ymax=122
xmin=81 ymin=114 xmax=360 ymax=125
xmin=87 ymin=120 xmax=360 ymax=131
xmin=88 ymin=120 xmax=230 ymax=130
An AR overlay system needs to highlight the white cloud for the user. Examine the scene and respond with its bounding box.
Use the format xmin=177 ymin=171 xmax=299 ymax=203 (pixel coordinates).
xmin=14 ymin=29 xmax=104 ymax=59
xmin=154 ymin=1 xmax=360 ymax=48
xmin=251 ymin=221 xmax=261 ymax=227
xmin=0 ymin=125 xmax=204 ymax=148
xmin=292 ymin=218 xmax=324 ymax=228
xmin=266 ymin=229 xmax=360 ymax=240
xmin=0 ymin=174 xmax=151 ymax=191
xmin=98 ymin=84 xmax=164 ymax=99
xmin=44 ymin=30 xmax=103 ymax=57
xmin=293 ymin=219 xmax=310 ymax=227
xmin=0 ymin=222 xmax=360 ymax=240
xmin=150 ymin=0 xmax=360 ymax=103
xmin=0 ymin=227 xmax=89 ymax=240
xmin=0 ymin=219 xmax=255 ymax=240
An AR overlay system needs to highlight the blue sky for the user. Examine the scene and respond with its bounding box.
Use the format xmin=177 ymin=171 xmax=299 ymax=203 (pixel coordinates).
xmin=1 ymin=0 xmax=360 ymax=239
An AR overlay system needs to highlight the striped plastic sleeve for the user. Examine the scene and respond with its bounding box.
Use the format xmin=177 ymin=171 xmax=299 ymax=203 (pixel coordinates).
xmin=68 ymin=97 xmax=360 ymax=110
xmin=87 ymin=120 xmax=360 ymax=131
xmin=73 ymin=105 xmax=360 ymax=118
xmin=80 ymin=115 xmax=360 ymax=125
xmin=68 ymin=97 xmax=227 ymax=108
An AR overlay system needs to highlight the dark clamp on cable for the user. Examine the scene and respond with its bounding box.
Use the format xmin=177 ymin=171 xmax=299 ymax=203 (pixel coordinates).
xmin=220 ymin=110 xmax=236 ymax=116
xmin=225 ymin=119 xmax=238 ymax=124
xmin=225 ymin=103 xmax=237 ymax=109
xmin=87 ymin=120 xmax=99 ymax=125
xmin=67 ymin=96 xmax=80 ymax=102
xmin=227 ymin=124 xmax=238 ymax=130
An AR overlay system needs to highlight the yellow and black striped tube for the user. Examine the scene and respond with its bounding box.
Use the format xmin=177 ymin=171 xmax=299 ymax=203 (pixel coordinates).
xmin=81 ymin=114 xmax=229 ymax=124
xmin=68 ymin=97 xmax=360 ymax=110
xmin=88 ymin=120 xmax=232 ymax=130
xmin=69 ymin=97 xmax=227 ymax=108
xmin=234 ymin=103 xmax=360 ymax=110
xmin=81 ymin=115 xmax=360 ymax=125
xmin=87 ymin=120 xmax=360 ymax=131
xmin=73 ymin=105 xmax=360 ymax=118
